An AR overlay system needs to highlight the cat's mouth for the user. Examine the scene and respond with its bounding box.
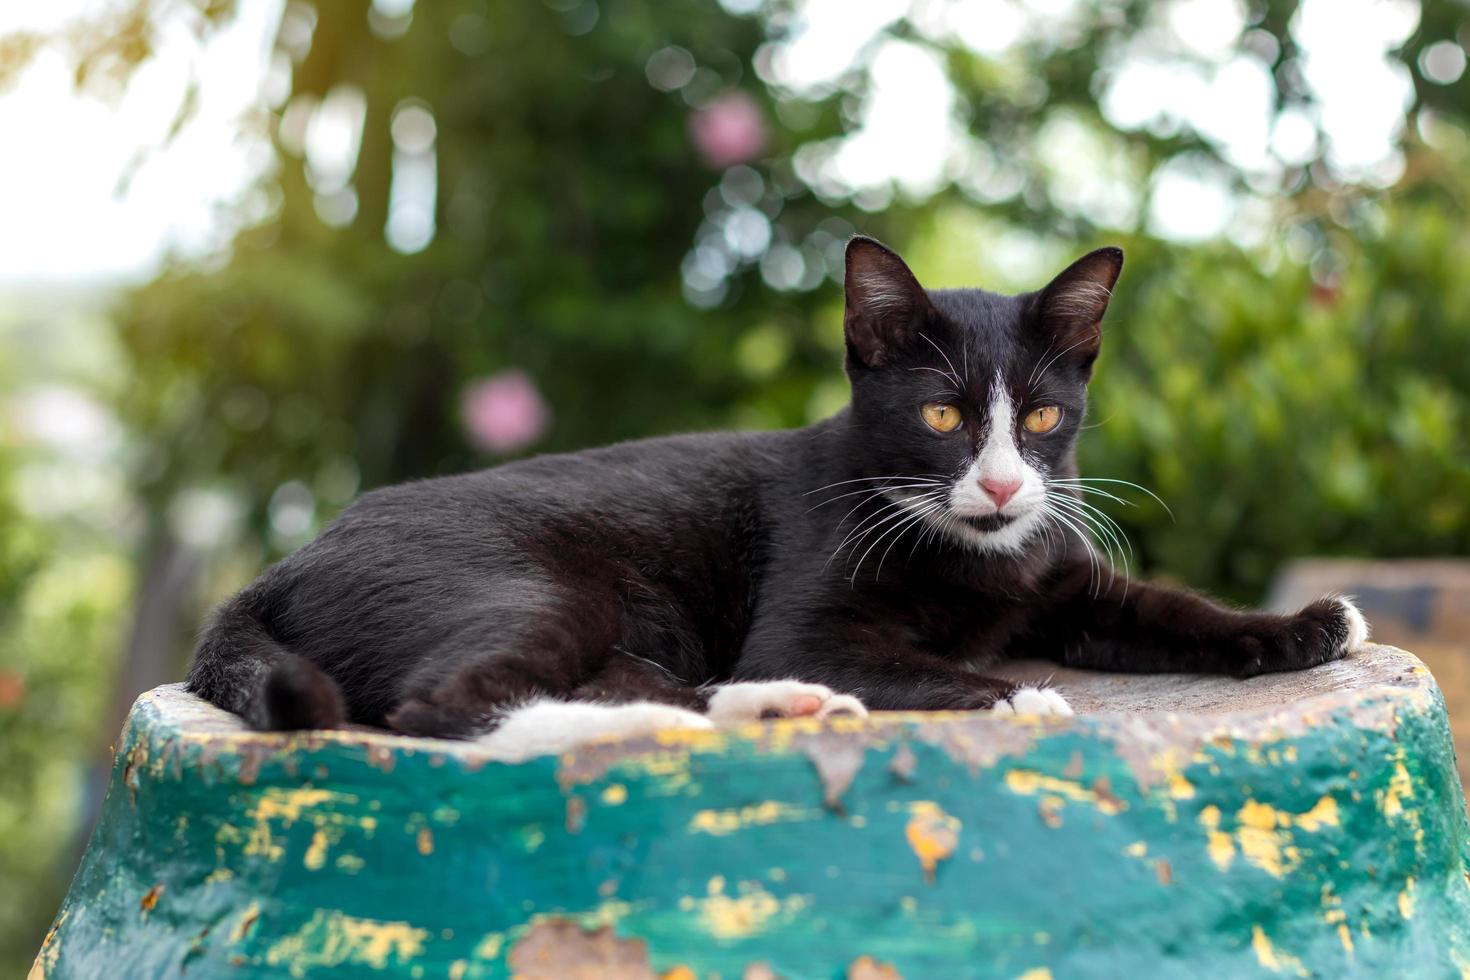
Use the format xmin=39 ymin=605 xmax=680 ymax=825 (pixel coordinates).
xmin=960 ymin=513 xmax=1017 ymax=533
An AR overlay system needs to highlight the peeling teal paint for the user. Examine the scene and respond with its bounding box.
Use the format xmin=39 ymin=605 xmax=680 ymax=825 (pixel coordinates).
xmin=31 ymin=646 xmax=1470 ymax=978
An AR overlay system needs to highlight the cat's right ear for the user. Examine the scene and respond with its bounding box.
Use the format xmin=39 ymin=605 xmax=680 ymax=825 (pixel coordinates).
xmin=844 ymin=236 xmax=934 ymax=368
xmin=1034 ymin=246 xmax=1124 ymax=372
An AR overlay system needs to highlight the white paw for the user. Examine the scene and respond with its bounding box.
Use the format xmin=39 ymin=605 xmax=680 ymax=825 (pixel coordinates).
xmin=705 ymin=680 xmax=869 ymax=725
xmin=987 ymin=686 xmax=1073 ymax=717
xmin=475 ymin=700 xmax=713 ymax=762
xmin=1333 ymin=595 xmax=1371 ymax=653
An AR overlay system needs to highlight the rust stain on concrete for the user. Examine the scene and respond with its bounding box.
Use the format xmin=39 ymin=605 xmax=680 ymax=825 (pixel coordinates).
xmin=507 ymin=920 xmax=656 ymax=979
xmin=847 ymin=954 xmax=905 ymax=979
xmin=138 ymin=884 xmax=164 ymax=914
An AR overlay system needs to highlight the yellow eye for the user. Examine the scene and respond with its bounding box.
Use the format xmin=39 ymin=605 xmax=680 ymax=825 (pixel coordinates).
xmin=921 ymin=402 xmax=963 ymax=433
xmin=1023 ymin=406 xmax=1063 ymax=434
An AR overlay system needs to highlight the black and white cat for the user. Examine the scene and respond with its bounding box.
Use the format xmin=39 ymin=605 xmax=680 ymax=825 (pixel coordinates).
xmin=187 ymin=237 xmax=1368 ymax=759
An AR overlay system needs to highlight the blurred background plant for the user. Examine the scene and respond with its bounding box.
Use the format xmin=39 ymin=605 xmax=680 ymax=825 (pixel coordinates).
xmin=2 ymin=0 xmax=1469 ymax=969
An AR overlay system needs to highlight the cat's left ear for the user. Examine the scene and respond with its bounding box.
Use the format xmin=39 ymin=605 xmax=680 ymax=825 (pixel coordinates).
xmin=1035 ymin=246 xmax=1124 ymax=372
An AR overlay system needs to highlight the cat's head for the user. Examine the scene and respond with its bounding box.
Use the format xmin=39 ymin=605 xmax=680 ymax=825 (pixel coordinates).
xmin=840 ymin=236 xmax=1123 ymax=554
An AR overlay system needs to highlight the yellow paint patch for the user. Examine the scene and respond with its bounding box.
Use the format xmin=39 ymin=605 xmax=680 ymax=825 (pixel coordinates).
xmin=1337 ymin=923 xmax=1355 ymax=956
xmin=624 ymin=752 xmax=696 ymax=793
xmin=1235 ymin=801 xmax=1301 ymax=878
xmin=266 ymin=910 xmax=428 ymax=975
xmin=1168 ymin=773 xmax=1196 ymax=800
xmin=243 ymin=787 xmax=357 ymax=862
xmin=600 ymin=783 xmax=628 ymax=806
xmin=1196 ymin=806 xmax=1235 ymax=870
xmin=1206 ymin=831 xmax=1237 ymax=870
xmin=1293 ymin=796 xmax=1339 ymax=832
xmin=1198 ymin=796 xmax=1339 ymax=878
xmin=1016 ymin=970 xmax=1053 ymax=980
xmin=335 ymin=853 xmax=366 ymax=873
xmin=473 ymin=932 xmax=504 ymax=960
xmin=662 ymin=966 xmax=698 ymax=980
xmin=1399 ymin=877 xmax=1416 ymax=919
xmin=1251 ymin=924 xmax=1308 ymax=976
xmin=1382 ymin=760 xmax=1415 ymax=818
xmin=578 ymin=899 xmax=636 ymax=929
xmin=905 ymin=801 xmax=961 ymax=883
xmin=416 ymin=827 xmax=434 ymax=856
xmin=688 ymin=800 xmax=814 ymax=836
xmin=1004 ymin=770 xmax=1126 ymax=814
xmin=651 ymin=726 xmax=727 ymax=751
xmin=694 ymin=881 xmax=806 ymax=939
xmin=304 ymin=829 xmax=331 ymax=870
xmin=1125 ymin=841 xmax=1148 ymax=858
xmin=1375 ymin=758 xmax=1422 ymax=852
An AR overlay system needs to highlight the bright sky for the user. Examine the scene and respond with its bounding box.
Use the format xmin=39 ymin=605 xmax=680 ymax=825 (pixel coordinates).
xmin=0 ymin=0 xmax=1449 ymax=285
xmin=0 ymin=0 xmax=283 ymax=284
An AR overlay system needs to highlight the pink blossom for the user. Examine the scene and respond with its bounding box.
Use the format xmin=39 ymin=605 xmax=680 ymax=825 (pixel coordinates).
xmin=461 ymin=370 xmax=551 ymax=454
xmin=688 ymin=90 xmax=769 ymax=169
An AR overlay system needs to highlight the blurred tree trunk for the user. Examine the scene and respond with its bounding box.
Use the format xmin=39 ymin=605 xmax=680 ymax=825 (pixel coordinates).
xmin=88 ymin=527 xmax=201 ymax=821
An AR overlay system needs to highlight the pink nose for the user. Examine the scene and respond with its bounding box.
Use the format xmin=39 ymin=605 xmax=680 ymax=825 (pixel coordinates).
xmin=980 ymin=477 xmax=1022 ymax=510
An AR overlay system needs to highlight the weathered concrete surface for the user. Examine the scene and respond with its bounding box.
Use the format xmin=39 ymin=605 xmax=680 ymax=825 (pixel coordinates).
xmin=32 ymin=645 xmax=1470 ymax=979
xmin=1270 ymin=559 xmax=1470 ymax=791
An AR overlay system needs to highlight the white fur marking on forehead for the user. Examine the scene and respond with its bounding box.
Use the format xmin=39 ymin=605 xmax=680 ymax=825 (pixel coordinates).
xmin=977 ymin=373 xmax=1022 ymax=481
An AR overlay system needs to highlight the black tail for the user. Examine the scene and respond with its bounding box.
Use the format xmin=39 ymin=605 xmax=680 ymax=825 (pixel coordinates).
xmin=186 ymin=595 xmax=345 ymax=731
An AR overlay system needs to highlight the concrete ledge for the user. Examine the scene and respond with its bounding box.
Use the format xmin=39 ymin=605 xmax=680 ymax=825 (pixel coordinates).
xmin=32 ymin=644 xmax=1470 ymax=978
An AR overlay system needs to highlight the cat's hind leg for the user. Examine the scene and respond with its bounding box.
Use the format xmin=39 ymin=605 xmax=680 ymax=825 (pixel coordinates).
xmin=477 ymin=681 xmax=870 ymax=762
xmin=388 ymin=627 xmax=719 ymax=750
xmin=474 ymin=699 xmax=713 ymax=762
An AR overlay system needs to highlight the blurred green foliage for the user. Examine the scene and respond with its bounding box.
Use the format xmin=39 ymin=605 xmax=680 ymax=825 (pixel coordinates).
xmin=4 ymin=0 xmax=1470 ymax=972
xmin=1080 ymin=183 xmax=1470 ymax=594
xmin=0 ymin=303 xmax=135 ymax=969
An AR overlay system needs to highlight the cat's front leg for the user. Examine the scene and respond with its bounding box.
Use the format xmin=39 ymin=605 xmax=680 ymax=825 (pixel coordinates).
xmin=1031 ymin=564 xmax=1370 ymax=677
xmin=737 ymin=634 xmax=1072 ymax=715
xmin=705 ymin=680 xmax=868 ymax=723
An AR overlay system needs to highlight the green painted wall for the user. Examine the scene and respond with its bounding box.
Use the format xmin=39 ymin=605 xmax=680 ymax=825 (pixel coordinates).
xmin=32 ymin=647 xmax=1470 ymax=979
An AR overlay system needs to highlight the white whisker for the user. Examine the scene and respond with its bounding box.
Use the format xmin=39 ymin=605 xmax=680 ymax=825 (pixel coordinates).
xmin=1029 ymin=335 xmax=1092 ymax=392
xmin=825 ymin=490 xmax=946 ymax=573
xmin=874 ymin=498 xmax=950 ymax=580
xmin=807 ymin=480 xmax=948 ymax=512
xmin=1050 ymin=477 xmax=1173 ymax=519
xmin=804 ymin=474 xmax=942 ymax=496
xmin=851 ymin=496 xmax=944 ymax=585
xmin=918 ymin=332 xmax=964 ymax=390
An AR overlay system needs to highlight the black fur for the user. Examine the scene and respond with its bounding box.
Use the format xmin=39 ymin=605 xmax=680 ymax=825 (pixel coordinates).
xmin=188 ymin=237 xmax=1357 ymax=734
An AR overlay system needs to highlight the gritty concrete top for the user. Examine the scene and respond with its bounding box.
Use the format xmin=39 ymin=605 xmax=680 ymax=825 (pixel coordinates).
xmin=142 ymin=644 xmax=1431 ymax=792
xmin=995 ymin=643 xmax=1426 ymax=715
